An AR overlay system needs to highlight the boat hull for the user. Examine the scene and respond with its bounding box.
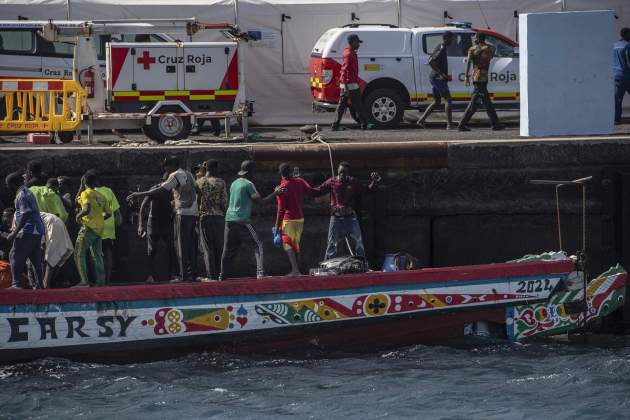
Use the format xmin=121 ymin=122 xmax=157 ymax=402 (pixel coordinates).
xmin=0 ymin=258 xmax=612 ymax=363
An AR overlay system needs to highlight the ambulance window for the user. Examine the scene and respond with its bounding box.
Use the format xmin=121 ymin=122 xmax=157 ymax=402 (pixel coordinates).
xmin=312 ymin=29 xmax=335 ymax=57
xmin=423 ymin=33 xmax=471 ymax=57
xmin=0 ymin=29 xmax=35 ymax=54
xmin=120 ymin=34 xmax=164 ymax=43
xmin=484 ymin=35 xmax=515 ymax=58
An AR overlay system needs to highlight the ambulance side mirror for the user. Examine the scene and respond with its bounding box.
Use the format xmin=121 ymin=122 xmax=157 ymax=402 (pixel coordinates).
xmin=513 ymin=47 xmax=519 ymax=57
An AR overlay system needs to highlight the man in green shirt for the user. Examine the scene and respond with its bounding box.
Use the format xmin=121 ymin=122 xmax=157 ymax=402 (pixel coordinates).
xmin=29 ymin=178 xmax=68 ymax=223
xmin=220 ymin=160 xmax=285 ymax=280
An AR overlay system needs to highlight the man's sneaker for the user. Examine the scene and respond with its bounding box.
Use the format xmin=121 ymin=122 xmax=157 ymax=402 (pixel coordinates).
xmin=331 ymin=124 xmax=341 ymax=131
xmin=361 ymin=123 xmax=375 ymax=130
xmin=8 ymin=285 xmax=22 ymax=290
xmin=146 ymin=276 xmax=155 ymax=283
xmin=72 ymin=283 xmax=89 ymax=288
xmin=491 ymin=124 xmax=505 ymax=131
xmin=169 ymin=276 xmax=182 ymax=283
xmin=458 ymin=124 xmax=471 ymax=132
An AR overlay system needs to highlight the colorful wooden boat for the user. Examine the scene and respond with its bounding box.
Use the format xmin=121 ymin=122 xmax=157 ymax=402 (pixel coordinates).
xmin=0 ymin=256 xmax=625 ymax=363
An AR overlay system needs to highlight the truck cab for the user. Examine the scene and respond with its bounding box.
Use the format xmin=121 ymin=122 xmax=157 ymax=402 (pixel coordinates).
xmin=310 ymin=23 xmax=519 ymax=128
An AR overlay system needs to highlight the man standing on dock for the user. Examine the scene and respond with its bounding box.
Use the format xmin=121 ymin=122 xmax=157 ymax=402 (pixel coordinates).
xmin=196 ymin=159 xmax=228 ymax=281
xmin=614 ymin=27 xmax=630 ymax=124
xmin=128 ymin=156 xmax=198 ymax=283
xmin=313 ymin=162 xmax=380 ymax=262
xmin=457 ymin=32 xmax=504 ymax=132
xmin=4 ymin=172 xmax=45 ymax=289
xmin=275 ymin=163 xmax=315 ymax=276
xmin=220 ymin=160 xmax=285 ymax=280
xmin=417 ymin=31 xmax=454 ymax=130
xmin=332 ymin=34 xmax=371 ymax=131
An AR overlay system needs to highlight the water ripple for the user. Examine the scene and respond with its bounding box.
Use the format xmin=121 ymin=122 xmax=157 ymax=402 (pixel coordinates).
xmin=2 ymin=337 xmax=630 ymax=419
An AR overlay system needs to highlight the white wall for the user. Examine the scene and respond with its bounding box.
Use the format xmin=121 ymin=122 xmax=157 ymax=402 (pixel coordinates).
xmin=520 ymin=11 xmax=615 ymax=137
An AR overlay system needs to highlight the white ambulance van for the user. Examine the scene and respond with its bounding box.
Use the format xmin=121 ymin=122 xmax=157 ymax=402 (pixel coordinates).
xmin=0 ymin=22 xmax=173 ymax=81
xmin=310 ymin=23 xmax=519 ymax=128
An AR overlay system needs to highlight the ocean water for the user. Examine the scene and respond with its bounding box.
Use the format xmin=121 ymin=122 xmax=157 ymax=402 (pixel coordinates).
xmin=2 ymin=338 xmax=630 ymax=420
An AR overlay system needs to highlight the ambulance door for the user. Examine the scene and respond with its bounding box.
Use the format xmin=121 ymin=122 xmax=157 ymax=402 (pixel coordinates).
xmin=418 ymin=31 xmax=472 ymax=104
xmin=183 ymin=43 xmax=234 ymax=111
xmin=484 ymin=35 xmax=519 ymax=104
xmin=0 ymin=28 xmax=41 ymax=79
xmin=131 ymin=43 xmax=179 ymax=92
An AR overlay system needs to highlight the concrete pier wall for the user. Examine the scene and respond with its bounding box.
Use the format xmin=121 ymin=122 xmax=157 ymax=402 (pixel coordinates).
xmin=0 ymin=140 xmax=628 ymax=290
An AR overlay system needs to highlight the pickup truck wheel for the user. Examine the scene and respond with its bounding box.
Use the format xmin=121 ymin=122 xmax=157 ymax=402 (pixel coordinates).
xmin=365 ymin=88 xmax=404 ymax=128
xmin=150 ymin=114 xmax=191 ymax=143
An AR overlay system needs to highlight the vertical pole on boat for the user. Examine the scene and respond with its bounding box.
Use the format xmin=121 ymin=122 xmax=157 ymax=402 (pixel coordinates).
xmin=531 ymin=176 xmax=593 ymax=338
xmin=555 ymin=184 xmax=563 ymax=251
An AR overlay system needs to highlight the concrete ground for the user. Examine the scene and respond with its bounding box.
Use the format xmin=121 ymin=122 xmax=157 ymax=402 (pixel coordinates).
xmin=1 ymin=112 xmax=630 ymax=148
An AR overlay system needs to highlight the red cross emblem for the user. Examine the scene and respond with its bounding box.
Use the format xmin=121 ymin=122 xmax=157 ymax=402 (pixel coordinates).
xmin=137 ymin=51 xmax=156 ymax=70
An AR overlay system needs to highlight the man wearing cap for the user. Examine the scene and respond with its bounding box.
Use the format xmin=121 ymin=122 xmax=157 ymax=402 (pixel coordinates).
xmin=220 ymin=160 xmax=285 ymax=280
xmin=127 ymin=155 xmax=198 ymax=282
xmin=332 ymin=34 xmax=371 ymax=131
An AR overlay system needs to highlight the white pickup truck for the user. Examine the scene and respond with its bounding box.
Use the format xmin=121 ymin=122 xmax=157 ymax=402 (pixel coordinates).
xmin=310 ymin=23 xmax=519 ymax=128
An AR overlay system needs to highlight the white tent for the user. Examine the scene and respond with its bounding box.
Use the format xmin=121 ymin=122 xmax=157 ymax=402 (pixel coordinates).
xmin=1 ymin=0 xmax=628 ymax=124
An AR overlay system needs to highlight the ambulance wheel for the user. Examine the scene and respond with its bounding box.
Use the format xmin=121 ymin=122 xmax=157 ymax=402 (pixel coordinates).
xmin=365 ymin=88 xmax=404 ymax=128
xmin=150 ymin=114 xmax=191 ymax=143
xmin=55 ymin=131 xmax=74 ymax=144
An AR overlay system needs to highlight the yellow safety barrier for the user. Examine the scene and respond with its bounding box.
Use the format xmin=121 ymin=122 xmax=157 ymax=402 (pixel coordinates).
xmin=0 ymin=79 xmax=86 ymax=132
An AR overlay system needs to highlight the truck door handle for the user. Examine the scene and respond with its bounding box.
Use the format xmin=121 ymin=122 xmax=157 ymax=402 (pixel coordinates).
xmin=396 ymin=58 xmax=401 ymax=62
xmin=370 ymin=58 xmax=375 ymax=62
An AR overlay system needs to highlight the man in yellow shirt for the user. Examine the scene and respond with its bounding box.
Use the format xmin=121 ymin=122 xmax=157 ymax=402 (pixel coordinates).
xmin=74 ymin=172 xmax=111 ymax=287
xmin=90 ymin=171 xmax=122 ymax=285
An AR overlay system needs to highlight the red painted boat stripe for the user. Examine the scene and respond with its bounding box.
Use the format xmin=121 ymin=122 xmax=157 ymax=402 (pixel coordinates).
xmin=0 ymin=260 xmax=575 ymax=306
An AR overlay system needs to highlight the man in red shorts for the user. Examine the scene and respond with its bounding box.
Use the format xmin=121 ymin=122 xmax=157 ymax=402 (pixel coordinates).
xmin=274 ymin=163 xmax=314 ymax=276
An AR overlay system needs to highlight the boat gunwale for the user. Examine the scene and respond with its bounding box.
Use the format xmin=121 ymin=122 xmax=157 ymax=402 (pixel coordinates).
xmin=0 ymin=260 xmax=575 ymax=306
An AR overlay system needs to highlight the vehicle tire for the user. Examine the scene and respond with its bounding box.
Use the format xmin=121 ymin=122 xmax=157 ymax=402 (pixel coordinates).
xmin=55 ymin=131 xmax=74 ymax=144
xmin=364 ymin=88 xmax=405 ymax=128
xmin=141 ymin=124 xmax=159 ymax=142
xmin=149 ymin=114 xmax=191 ymax=143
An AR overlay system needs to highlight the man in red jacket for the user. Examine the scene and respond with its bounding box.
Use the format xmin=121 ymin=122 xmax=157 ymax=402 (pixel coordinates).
xmin=332 ymin=34 xmax=371 ymax=131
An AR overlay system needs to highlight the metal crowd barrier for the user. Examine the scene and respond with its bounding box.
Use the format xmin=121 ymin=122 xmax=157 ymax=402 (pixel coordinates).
xmin=0 ymin=79 xmax=86 ymax=133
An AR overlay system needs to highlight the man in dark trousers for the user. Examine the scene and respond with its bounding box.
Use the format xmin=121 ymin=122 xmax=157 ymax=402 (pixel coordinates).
xmin=313 ymin=162 xmax=380 ymax=262
xmin=219 ymin=160 xmax=285 ymax=280
xmin=614 ymin=27 xmax=630 ymax=124
xmin=128 ymin=156 xmax=198 ymax=282
xmin=5 ymin=172 xmax=45 ymax=289
xmin=457 ymin=32 xmax=504 ymax=131
xmin=417 ymin=31 xmax=454 ymax=129
xmin=332 ymin=34 xmax=371 ymax=131
xmin=196 ymin=159 xmax=228 ymax=281
xmin=137 ymin=173 xmax=176 ymax=283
